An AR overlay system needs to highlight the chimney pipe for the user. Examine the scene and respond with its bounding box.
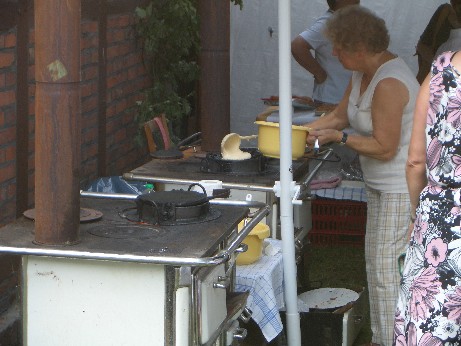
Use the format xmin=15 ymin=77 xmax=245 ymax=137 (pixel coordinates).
xmin=34 ymin=0 xmax=81 ymax=245
xmin=198 ymin=0 xmax=230 ymax=152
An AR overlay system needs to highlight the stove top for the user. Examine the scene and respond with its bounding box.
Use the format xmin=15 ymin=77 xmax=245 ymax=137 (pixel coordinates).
xmin=0 ymin=197 xmax=249 ymax=261
xmin=129 ymin=153 xmax=310 ymax=187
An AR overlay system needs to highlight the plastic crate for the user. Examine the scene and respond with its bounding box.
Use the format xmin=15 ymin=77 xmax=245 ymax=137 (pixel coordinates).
xmin=308 ymin=198 xmax=367 ymax=247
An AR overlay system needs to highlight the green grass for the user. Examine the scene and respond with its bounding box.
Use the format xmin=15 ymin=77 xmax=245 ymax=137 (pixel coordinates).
xmin=304 ymin=245 xmax=366 ymax=290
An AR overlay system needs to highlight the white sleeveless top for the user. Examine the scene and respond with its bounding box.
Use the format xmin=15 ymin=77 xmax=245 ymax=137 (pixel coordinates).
xmin=347 ymin=57 xmax=419 ymax=193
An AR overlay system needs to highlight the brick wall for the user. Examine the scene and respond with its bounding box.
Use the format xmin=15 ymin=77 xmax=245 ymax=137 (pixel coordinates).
xmin=0 ymin=12 xmax=150 ymax=227
xmin=80 ymin=19 xmax=100 ymax=182
xmin=0 ymin=12 xmax=151 ymax=343
xmin=104 ymin=14 xmax=150 ymax=175
xmin=81 ymin=14 xmax=150 ymax=183
xmin=0 ymin=30 xmax=18 ymax=227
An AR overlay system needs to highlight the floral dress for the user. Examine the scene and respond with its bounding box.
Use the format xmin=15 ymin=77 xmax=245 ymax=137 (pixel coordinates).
xmin=394 ymin=51 xmax=461 ymax=345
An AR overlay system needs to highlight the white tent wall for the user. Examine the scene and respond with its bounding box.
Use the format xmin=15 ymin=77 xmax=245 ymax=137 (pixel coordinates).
xmin=230 ymin=0 xmax=446 ymax=135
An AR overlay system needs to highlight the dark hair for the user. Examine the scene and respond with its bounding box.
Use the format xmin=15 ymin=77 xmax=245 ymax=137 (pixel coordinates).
xmin=325 ymin=5 xmax=389 ymax=53
xmin=327 ymin=0 xmax=336 ymax=10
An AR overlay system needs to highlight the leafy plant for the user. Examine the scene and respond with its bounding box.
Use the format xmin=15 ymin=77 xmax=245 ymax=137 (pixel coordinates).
xmin=134 ymin=0 xmax=200 ymax=143
xmin=232 ymin=0 xmax=243 ymax=9
xmin=134 ymin=0 xmax=243 ymax=144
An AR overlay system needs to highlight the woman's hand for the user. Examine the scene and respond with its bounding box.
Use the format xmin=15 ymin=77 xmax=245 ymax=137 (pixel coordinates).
xmin=306 ymin=129 xmax=342 ymax=146
xmin=314 ymin=70 xmax=327 ymax=84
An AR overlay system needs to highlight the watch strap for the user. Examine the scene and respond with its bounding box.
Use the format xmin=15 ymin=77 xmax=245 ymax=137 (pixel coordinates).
xmin=339 ymin=132 xmax=348 ymax=146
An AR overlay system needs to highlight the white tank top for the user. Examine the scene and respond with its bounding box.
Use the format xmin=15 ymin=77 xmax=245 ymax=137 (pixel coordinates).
xmin=347 ymin=57 xmax=420 ymax=193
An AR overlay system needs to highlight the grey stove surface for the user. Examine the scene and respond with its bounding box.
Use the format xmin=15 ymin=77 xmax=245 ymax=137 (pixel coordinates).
xmin=129 ymin=154 xmax=310 ymax=186
xmin=0 ymin=197 xmax=249 ymax=261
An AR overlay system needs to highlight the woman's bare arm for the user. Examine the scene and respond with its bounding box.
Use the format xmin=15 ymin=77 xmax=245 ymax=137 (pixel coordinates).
xmin=308 ymin=77 xmax=410 ymax=161
xmin=406 ymin=76 xmax=429 ymax=219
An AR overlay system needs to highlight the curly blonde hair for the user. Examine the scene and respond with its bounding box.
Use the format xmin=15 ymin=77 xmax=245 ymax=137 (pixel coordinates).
xmin=325 ymin=5 xmax=389 ymax=53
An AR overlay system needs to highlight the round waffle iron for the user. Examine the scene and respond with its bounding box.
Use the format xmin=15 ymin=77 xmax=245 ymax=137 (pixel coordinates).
xmin=122 ymin=189 xmax=221 ymax=226
xmin=200 ymin=148 xmax=269 ymax=175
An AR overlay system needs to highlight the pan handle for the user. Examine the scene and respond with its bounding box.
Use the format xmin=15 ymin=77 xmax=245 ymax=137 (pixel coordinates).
xmin=177 ymin=132 xmax=201 ymax=149
xmin=187 ymin=183 xmax=230 ymax=200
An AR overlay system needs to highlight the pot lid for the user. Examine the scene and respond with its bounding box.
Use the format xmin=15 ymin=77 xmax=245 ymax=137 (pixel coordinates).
xmin=298 ymin=288 xmax=359 ymax=310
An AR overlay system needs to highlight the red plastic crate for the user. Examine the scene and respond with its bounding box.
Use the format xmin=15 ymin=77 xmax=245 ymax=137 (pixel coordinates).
xmin=308 ymin=198 xmax=367 ymax=247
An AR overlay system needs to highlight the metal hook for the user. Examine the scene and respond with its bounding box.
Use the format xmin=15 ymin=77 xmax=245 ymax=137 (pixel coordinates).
xmin=268 ymin=26 xmax=274 ymax=38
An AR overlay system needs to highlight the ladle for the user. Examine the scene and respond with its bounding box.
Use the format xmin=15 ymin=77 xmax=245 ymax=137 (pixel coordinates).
xmin=221 ymin=133 xmax=258 ymax=160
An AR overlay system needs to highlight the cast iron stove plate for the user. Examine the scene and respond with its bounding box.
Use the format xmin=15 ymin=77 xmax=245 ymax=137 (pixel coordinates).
xmin=200 ymin=149 xmax=278 ymax=176
xmin=120 ymin=207 xmax=221 ymax=226
xmin=23 ymin=208 xmax=103 ymax=223
xmin=87 ymin=223 xmax=166 ymax=239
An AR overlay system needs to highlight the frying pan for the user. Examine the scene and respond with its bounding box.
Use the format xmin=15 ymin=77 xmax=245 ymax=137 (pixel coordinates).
xmin=150 ymin=132 xmax=202 ymax=159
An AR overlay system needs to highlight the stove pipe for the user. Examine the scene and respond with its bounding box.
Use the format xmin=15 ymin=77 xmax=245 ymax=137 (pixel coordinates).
xmin=34 ymin=0 xmax=81 ymax=245
xmin=198 ymin=0 xmax=230 ymax=152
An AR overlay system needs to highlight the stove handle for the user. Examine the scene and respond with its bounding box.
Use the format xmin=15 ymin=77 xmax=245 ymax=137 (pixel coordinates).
xmin=219 ymin=201 xmax=271 ymax=256
xmin=213 ymin=276 xmax=231 ymax=289
xmin=239 ymin=307 xmax=252 ymax=323
xmin=225 ymin=320 xmax=248 ymax=345
xmin=297 ymin=147 xmax=334 ymax=199
xmin=232 ymin=327 xmax=248 ymax=342
xmin=235 ymin=243 xmax=248 ymax=254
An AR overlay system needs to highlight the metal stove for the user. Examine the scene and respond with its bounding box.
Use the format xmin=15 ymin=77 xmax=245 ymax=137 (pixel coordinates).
xmin=124 ymin=149 xmax=332 ymax=258
xmin=126 ymin=150 xmax=308 ymax=229
xmin=123 ymin=149 xmax=333 ymax=293
xmin=0 ymin=191 xmax=270 ymax=345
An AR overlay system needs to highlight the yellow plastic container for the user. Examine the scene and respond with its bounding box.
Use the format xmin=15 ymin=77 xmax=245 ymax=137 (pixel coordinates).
xmin=255 ymin=121 xmax=310 ymax=159
xmin=236 ymin=221 xmax=270 ymax=265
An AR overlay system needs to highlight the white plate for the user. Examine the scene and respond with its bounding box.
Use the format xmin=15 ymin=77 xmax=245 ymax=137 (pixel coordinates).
xmin=298 ymin=288 xmax=359 ymax=310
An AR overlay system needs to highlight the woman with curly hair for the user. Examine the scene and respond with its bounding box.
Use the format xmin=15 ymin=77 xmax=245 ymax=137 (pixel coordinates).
xmin=394 ymin=50 xmax=461 ymax=344
xmin=303 ymin=5 xmax=420 ymax=345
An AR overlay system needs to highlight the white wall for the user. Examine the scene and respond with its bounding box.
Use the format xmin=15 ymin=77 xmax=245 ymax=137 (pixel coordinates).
xmin=230 ymin=0 xmax=446 ymax=135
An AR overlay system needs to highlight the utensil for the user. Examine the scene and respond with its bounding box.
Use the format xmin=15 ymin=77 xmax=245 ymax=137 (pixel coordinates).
xmin=314 ymin=138 xmax=320 ymax=155
xmin=254 ymin=121 xmax=311 ymax=159
xmin=150 ymin=132 xmax=202 ymax=159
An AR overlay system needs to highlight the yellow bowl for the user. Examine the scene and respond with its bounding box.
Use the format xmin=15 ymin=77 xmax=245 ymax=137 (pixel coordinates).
xmin=255 ymin=121 xmax=310 ymax=159
xmin=236 ymin=221 xmax=270 ymax=265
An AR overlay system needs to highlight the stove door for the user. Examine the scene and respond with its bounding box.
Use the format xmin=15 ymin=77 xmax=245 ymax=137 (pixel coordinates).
xmin=197 ymin=263 xmax=228 ymax=344
xmin=23 ymin=256 xmax=166 ymax=345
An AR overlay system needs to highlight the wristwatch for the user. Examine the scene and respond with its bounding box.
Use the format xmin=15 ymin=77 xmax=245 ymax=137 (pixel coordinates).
xmin=339 ymin=131 xmax=348 ymax=146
